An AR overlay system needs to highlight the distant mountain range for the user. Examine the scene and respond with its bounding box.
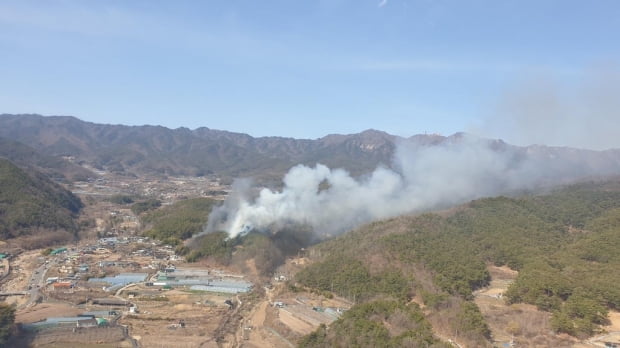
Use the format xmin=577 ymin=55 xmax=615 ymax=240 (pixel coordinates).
xmin=0 ymin=137 xmax=94 ymax=182
xmin=0 ymin=114 xmax=396 ymax=180
xmin=1 ymin=114 xmax=620 ymax=184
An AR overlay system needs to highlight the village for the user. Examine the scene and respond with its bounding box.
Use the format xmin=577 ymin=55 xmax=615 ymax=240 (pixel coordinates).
xmin=0 ymin=233 xmax=255 ymax=346
xmin=0 ymin=171 xmax=352 ymax=347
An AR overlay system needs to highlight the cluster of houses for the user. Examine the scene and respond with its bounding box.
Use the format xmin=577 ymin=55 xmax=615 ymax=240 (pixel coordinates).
xmin=46 ymin=236 xmax=179 ymax=279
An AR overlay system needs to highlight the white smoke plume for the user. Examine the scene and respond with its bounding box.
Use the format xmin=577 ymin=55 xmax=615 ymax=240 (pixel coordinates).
xmin=198 ymin=66 xmax=620 ymax=243
xmin=205 ymin=134 xmax=580 ymax=240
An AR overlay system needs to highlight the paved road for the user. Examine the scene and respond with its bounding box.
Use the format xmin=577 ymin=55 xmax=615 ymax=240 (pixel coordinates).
xmin=23 ymin=259 xmax=51 ymax=308
xmin=587 ymin=332 xmax=620 ymax=347
xmin=0 ymin=292 xmax=28 ymax=296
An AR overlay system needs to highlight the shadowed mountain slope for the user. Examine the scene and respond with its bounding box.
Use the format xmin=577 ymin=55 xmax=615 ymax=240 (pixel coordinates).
xmin=0 ymin=158 xmax=83 ymax=240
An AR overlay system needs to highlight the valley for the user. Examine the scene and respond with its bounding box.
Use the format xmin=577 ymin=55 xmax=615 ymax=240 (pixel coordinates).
xmin=2 ymin=1 xmax=619 ymax=346
xmin=0 ymin=165 xmax=354 ymax=348
xmin=2 ymin=117 xmax=620 ymax=347
xmin=2 ymin=172 xmax=620 ymax=347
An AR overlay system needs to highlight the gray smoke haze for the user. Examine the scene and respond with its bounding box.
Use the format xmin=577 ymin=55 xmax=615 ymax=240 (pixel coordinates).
xmin=198 ymin=66 xmax=620 ymax=243
xmin=482 ymin=66 xmax=620 ymax=150
xmin=205 ymin=134 xmax=586 ymax=240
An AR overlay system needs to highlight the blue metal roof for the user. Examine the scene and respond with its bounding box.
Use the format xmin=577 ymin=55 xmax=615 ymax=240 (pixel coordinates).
xmin=188 ymin=280 xmax=252 ymax=293
xmin=88 ymin=272 xmax=148 ymax=287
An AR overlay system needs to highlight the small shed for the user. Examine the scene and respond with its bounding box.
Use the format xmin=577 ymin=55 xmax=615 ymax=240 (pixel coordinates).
xmin=53 ymin=282 xmax=73 ymax=290
xmin=92 ymin=298 xmax=129 ymax=306
xmin=77 ymin=318 xmax=98 ymax=328
xmin=96 ymin=318 xmax=109 ymax=326
xmin=51 ymin=247 xmax=67 ymax=255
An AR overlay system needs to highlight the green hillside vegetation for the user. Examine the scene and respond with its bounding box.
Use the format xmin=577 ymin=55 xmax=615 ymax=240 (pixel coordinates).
xmin=296 ymin=220 xmax=492 ymax=346
xmin=0 ymin=303 xmax=15 ymax=347
xmin=299 ymin=301 xmax=449 ymax=348
xmin=108 ymin=194 xmax=135 ymax=205
xmin=229 ymin=227 xmax=317 ymax=274
xmin=186 ymin=230 xmax=316 ymax=275
xmin=139 ymin=198 xmax=215 ymax=245
xmin=0 ymin=158 xmax=82 ymax=241
xmin=296 ymin=254 xmax=410 ymax=302
xmin=137 ymin=198 xmax=273 ymax=267
xmin=184 ymin=231 xmax=234 ymax=264
xmin=298 ymin=181 xmax=620 ymax=343
xmin=131 ymin=199 xmax=162 ymax=215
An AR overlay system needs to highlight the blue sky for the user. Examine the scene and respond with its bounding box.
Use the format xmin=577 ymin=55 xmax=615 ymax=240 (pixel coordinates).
xmin=1 ymin=1 xmax=619 ymax=146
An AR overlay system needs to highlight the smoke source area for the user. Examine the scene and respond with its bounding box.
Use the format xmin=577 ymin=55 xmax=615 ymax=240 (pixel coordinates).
xmin=204 ymin=134 xmax=605 ymax=241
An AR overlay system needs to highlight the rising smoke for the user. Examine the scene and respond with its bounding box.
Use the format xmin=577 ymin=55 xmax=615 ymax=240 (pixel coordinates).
xmin=195 ymin=66 xmax=620 ymax=265
xmin=482 ymin=65 xmax=620 ymax=150
xmin=204 ymin=134 xmax=582 ymax=240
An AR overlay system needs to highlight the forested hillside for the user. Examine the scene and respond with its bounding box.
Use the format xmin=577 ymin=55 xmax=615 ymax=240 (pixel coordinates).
xmin=0 ymin=303 xmax=15 ymax=347
xmin=130 ymin=180 xmax=620 ymax=344
xmin=0 ymin=159 xmax=83 ymax=243
xmin=297 ymin=180 xmax=620 ymax=346
xmin=135 ymin=197 xmax=308 ymax=274
xmin=137 ymin=197 xmax=216 ymax=245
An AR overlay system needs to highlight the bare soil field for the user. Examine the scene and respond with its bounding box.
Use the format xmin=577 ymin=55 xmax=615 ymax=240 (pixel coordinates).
xmin=475 ymin=265 xmax=578 ymax=347
xmin=268 ymin=289 xmax=350 ymax=339
xmin=278 ymin=305 xmax=333 ymax=333
xmin=13 ymin=325 xmax=132 ymax=348
xmin=120 ymin=289 xmax=233 ymax=348
xmin=605 ymin=311 xmax=620 ymax=332
xmin=237 ymin=299 xmax=294 ymax=348
xmin=1 ymin=250 xmax=43 ymax=293
xmin=16 ymin=302 xmax=82 ymax=324
xmin=1 ymin=249 xmax=47 ymax=308
xmin=582 ymin=311 xmax=620 ymax=347
xmin=2 ymin=292 xmax=28 ymax=307
xmin=277 ymin=308 xmax=315 ymax=336
xmin=225 ymin=282 xmax=295 ymax=348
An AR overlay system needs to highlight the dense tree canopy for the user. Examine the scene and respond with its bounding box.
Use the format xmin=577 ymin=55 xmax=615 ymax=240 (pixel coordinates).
xmin=0 ymin=303 xmax=15 ymax=347
xmin=0 ymin=158 xmax=82 ymax=239
xmin=139 ymin=197 xmax=215 ymax=245
xmin=298 ymin=180 xmax=620 ymax=342
xmin=299 ymin=301 xmax=448 ymax=348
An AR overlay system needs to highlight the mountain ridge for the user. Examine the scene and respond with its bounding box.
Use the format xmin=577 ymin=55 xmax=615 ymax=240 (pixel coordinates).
xmin=1 ymin=114 xmax=620 ymax=184
xmin=0 ymin=137 xmax=95 ymax=182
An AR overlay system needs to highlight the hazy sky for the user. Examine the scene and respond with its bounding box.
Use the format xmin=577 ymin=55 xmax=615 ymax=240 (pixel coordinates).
xmin=1 ymin=0 xmax=619 ymax=145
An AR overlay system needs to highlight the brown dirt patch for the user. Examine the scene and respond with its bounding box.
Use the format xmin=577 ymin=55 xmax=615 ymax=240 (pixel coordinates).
xmin=487 ymin=264 xmax=518 ymax=279
xmin=16 ymin=302 xmax=82 ymax=324
xmin=120 ymin=290 xmax=232 ymax=348
xmin=1 ymin=250 xmax=43 ymax=293
xmin=278 ymin=308 xmax=315 ymax=335
xmin=475 ymin=265 xmax=578 ymax=347
xmin=253 ymin=301 xmax=268 ymax=327
xmin=25 ymin=326 xmax=131 ymax=348
xmin=605 ymin=311 xmax=620 ymax=331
